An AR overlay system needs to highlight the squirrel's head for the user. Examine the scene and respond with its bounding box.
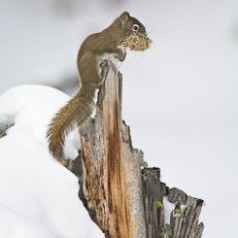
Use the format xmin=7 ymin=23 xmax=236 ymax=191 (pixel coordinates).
xmin=119 ymin=12 xmax=151 ymax=51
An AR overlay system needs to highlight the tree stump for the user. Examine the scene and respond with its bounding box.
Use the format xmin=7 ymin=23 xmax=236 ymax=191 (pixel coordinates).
xmin=70 ymin=61 xmax=204 ymax=238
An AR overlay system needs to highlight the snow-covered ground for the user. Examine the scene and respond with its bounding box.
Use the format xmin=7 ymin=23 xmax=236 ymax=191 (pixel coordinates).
xmin=0 ymin=0 xmax=237 ymax=237
xmin=0 ymin=85 xmax=103 ymax=237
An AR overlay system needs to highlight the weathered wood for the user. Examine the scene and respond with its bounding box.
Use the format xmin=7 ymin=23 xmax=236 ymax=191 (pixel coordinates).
xmin=68 ymin=62 xmax=204 ymax=238
xmin=168 ymin=188 xmax=204 ymax=238
xmin=142 ymin=168 xmax=168 ymax=237
xmin=79 ymin=61 xmax=146 ymax=238
xmin=141 ymin=168 xmax=204 ymax=238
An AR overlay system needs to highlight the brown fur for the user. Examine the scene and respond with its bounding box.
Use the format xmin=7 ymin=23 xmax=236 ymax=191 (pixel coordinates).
xmin=47 ymin=12 xmax=151 ymax=164
xmin=47 ymin=87 xmax=95 ymax=165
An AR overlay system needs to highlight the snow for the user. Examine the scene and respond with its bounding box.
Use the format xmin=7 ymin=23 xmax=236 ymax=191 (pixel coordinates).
xmin=0 ymin=85 xmax=103 ymax=238
xmin=0 ymin=0 xmax=237 ymax=237
xmin=163 ymin=197 xmax=175 ymax=225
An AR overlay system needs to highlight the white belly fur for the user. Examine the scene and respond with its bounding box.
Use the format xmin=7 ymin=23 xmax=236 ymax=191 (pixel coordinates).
xmin=98 ymin=44 xmax=126 ymax=71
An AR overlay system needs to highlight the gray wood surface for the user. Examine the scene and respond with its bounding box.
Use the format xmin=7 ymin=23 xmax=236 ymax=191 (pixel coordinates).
xmin=69 ymin=61 xmax=204 ymax=238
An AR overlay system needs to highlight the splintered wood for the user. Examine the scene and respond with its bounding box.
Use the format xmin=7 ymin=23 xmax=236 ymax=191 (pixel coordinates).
xmin=80 ymin=61 xmax=146 ymax=238
xmin=142 ymin=168 xmax=204 ymax=238
xmin=72 ymin=61 xmax=204 ymax=238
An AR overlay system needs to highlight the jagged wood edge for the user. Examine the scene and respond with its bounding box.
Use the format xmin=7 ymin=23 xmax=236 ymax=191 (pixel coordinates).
xmin=68 ymin=62 xmax=204 ymax=238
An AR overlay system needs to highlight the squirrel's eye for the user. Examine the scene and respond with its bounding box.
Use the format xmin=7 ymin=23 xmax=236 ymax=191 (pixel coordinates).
xmin=132 ymin=24 xmax=139 ymax=32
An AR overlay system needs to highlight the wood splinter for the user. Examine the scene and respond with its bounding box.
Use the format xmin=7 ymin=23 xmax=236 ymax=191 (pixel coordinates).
xmin=69 ymin=64 xmax=204 ymax=238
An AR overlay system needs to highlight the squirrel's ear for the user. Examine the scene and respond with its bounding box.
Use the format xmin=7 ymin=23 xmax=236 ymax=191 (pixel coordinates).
xmin=119 ymin=11 xmax=130 ymax=25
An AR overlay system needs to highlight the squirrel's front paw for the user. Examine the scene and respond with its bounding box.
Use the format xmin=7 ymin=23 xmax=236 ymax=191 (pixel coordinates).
xmin=100 ymin=60 xmax=109 ymax=71
xmin=99 ymin=60 xmax=110 ymax=83
xmin=115 ymin=49 xmax=126 ymax=61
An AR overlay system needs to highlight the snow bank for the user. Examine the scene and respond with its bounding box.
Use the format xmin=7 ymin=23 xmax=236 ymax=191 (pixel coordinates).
xmin=0 ymin=85 xmax=103 ymax=238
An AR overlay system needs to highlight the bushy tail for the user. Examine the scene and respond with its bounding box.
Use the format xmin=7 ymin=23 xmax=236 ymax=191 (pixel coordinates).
xmin=46 ymin=87 xmax=95 ymax=164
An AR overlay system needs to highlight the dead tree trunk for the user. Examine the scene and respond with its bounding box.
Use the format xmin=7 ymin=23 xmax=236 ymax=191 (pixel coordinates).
xmin=70 ymin=61 xmax=204 ymax=238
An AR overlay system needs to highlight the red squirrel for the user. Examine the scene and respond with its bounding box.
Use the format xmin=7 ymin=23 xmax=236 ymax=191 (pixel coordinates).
xmin=47 ymin=12 xmax=151 ymax=165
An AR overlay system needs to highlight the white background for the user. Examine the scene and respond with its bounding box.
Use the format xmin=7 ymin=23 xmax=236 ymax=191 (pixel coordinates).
xmin=0 ymin=0 xmax=237 ymax=237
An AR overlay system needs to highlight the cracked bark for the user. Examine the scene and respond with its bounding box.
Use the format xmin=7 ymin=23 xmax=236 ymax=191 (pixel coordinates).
xmin=69 ymin=61 xmax=204 ymax=238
